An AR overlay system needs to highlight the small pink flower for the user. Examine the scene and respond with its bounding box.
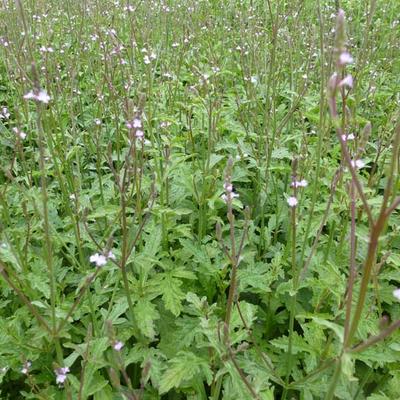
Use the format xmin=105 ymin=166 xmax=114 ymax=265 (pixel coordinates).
xmin=113 ymin=341 xmax=124 ymax=351
xmin=287 ymin=196 xmax=298 ymax=207
xmin=13 ymin=127 xmax=27 ymax=140
xmin=55 ymin=367 xmax=70 ymax=385
xmin=24 ymin=89 xmax=51 ymax=103
xmin=224 ymin=182 xmax=233 ymax=192
xmin=132 ymin=118 xmax=142 ymax=128
xmin=0 ymin=106 xmax=10 ymax=119
xmin=341 ymin=133 xmax=355 ymax=141
xmin=221 ymin=191 xmax=239 ymax=203
xmin=350 ymin=159 xmax=365 ymax=169
xmin=90 ymin=253 xmax=107 ymax=267
xmin=339 ymin=52 xmax=354 ymax=65
xmin=23 ymin=91 xmax=36 ymax=100
xmin=21 ymin=361 xmax=31 ymax=375
xmin=291 ymin=179 xmax=308 ymax=188
xmin=36 ymin=89 xmax=51 ymax=103
xmin=135 ymin=130 xmax=144 ymax=139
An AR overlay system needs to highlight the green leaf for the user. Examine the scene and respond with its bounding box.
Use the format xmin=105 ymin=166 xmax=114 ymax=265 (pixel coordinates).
xmin=88 ymin=205 xmax=120 ymax=219
xmin=134 ymin=299 xmax=160 ymax=340
xmin=158 ymin=273 xmax=185 ymax=316
xmin=311 ymin=317 xmax=344 ymax=343
xmin=159 ymin=351 xmax=212 ymax=394
xmin=28 ymin=272 xmax=50 ymax=299
xmin=271 ymin=148 xmax=291 ymax=159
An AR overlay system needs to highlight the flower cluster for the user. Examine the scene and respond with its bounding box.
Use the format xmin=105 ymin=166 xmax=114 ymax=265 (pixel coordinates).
xmin=54 ymin=366 xmax=70 ymax=386
xmin=0 ymin=106 xmax=10 ymax=119
xmin=23 ymin=89 xmax=51 ymax=104
xmin=89 ymin=250 xmax=116 ymax=267
xmin=341 ymin=133 xmax=355 ymax=142
xmin=350 ymin=159 xmax=365 ymax=169
xmin=126 ymin=116 xmax=144 ymax=139
xmin=113 ymin=340 xmax=124 ymax=351
xmin=291 ymin=179 xmax=308 ymax=188
xmin=13 ymin=127 xmax=26 ymax=140
xmin=21 ymin=361 xmax=31 ymax=375
xmin=221 ymin=181 xmax=239 ymax=203
xmin=287 ymin=196 xmax=298 ymax=207
xmin=287 ymin=177 xmax=308 ymax=207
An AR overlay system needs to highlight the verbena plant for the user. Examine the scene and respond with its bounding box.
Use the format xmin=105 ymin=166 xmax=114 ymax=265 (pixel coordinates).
xmin=0 ymin=0 xmax=399 ymax=399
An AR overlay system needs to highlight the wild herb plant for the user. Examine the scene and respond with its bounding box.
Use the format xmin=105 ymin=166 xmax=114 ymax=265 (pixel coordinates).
xmin=0 ymin=0 xmax=400 ymax=399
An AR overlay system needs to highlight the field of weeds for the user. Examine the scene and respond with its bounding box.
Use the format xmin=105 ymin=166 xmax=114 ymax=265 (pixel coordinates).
xmin=0 ymin=0 xmax=400 ymax=399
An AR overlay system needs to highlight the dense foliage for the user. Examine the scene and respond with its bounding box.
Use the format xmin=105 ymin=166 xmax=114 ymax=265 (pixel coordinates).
xmin=0 ymin=0 xmax=400 ymax=399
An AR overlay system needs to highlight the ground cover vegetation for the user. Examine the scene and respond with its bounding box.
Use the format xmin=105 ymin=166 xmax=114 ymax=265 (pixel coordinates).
xmin=0 ymin=0 xmax=400 ymax=398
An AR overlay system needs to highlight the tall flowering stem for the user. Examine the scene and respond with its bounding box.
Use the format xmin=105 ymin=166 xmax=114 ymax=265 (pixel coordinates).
xmin=326 ymin=8 xmax=400 ymax=399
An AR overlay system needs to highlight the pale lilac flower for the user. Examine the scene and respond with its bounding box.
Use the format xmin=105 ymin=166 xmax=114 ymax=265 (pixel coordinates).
xmin=0 ymin=107 xmax=10 ymax=119
xmin=224 ymin=182 xmax=233 ymax=192
xmin=350 ymin=159 xmax=365 ymax=169
xmin=13 ymin=127 xmax=26 ymax=140
xmin=298 ymin=179 xmax=308 ymax=187
xmin=94 ymin=118 xmax=101 ymax=125
xmin=107 ymin=250 xmax=116 ymax=261
xmin=339 ymin=74 xmax=353 ymax=88
xmin=90 ymin=253 xmax=107 ymax=267
xmin=135 ymin=129 xmax=144 ymax=139
xmin=143 ymin=55 xmax=151 ymax=64
xmin=160 ymin=121 xmax=171 ymax=129
xmin=24 ymin=89 xmax=51 ymax=103
xmin=341 ymin=133 xmax=355 ymax=141
xmin=221 ymin=191 xmax=239 ymax=203
xmin=113 ymin=341 xmax=124 ymax=351
xmin=393 ymin=288 xmax=400 ymax=300
xmin=37 ymin=89 xmax=51 ymax=103
xmin=21 ymin=361 xmax=31 ymax=375
xmin=132 ymin=117 xmax=142 ymax=128
xmin=55 ymin=367 xmax=70 ymax=385
xmin=291 ymin=179 xmax=308 ymax=188
xmin=40 ymin=46 xmax=54 ymax=53
xmin=287 ymin=196 xmax=298 ymax=207
xmin=339 ymin=52 xmax=354 ymax=65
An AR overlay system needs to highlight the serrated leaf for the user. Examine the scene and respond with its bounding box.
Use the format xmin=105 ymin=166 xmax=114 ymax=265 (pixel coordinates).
xmin=158 ymin=273 xmax=185 ymax=316
xmin=105 ymin=297 xmax=129 ymax=323
xmin=271 ymin=148 xmax=291 ymax=159
xmin=28 ymin=272 xmax=50 ymax=299
xmin=134 ymin=299 xmax=159 ymax=339
xmin=311 ymin=317 xmax=344 ymax=343
xmin=159 ymin=351 xmax=212 ymax=394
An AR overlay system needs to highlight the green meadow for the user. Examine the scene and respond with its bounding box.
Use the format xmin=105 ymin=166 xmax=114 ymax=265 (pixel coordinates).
xmin=0 ymin=0 xmax=400 ymax=398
